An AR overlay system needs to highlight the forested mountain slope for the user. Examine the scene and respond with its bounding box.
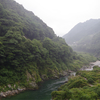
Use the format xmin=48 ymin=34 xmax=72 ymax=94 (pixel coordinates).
xmin=0 ymin=0 xmax=55 ymax=40
xmin=63 ymin=19 xmax=100 ymax=58
xmin=0 ymin=0 xmax=93 ymax=94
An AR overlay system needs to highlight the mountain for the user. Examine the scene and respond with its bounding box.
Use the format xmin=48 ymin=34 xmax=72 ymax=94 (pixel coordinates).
xmin=0 ymin=0 xmax=56 ymax=40
xmin=0 ymin=0 xmax=89 ymax=95
xmin=63 ymin=19 xmax=100 ymax=58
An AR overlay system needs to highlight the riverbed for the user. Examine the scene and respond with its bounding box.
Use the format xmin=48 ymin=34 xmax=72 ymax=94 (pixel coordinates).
xmin=81 ymin=60 xmax=100 ymax=71
xmin=2 ymin=76 xmax=69 ymax=100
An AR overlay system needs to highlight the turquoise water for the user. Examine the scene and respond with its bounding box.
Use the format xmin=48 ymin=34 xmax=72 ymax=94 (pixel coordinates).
xmin=3 ymin=76 xmax=68 ymax=100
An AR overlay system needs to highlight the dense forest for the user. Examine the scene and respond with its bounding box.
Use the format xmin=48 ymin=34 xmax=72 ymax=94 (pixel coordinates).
xmin=52 ymin=66 xmax=100 ymax=100
xmin=0 ymin=0 xmax=94 ymax=93
xmin=63 ymin=19 xmax=100 ymax=58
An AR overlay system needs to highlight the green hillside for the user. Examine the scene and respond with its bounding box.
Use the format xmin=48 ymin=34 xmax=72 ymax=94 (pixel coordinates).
xmin=63 ymin=19 xmax=100 ymax=58
xmin=0 ymin=0 xmax=89 ymax=92
xmin=72 ymin=32 xmax=100 ymax=58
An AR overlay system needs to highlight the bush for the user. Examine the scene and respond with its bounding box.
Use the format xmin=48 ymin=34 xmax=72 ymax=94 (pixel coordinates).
xmin=88 ymin=78 xmax=94 ymax=84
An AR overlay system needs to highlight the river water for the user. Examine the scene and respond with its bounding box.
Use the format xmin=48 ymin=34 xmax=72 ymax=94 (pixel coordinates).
xmin=3 ymin=76 xmax=69 ymax=100
xmin=3 ymin=61 xmax=100 ymax=100
xmin=81 ymin=60 xmax=100 ymax=71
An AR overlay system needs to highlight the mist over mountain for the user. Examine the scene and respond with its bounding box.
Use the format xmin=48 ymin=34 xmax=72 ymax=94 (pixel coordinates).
xmin=63 ymin=19 xmax=100 ymax=58
xmin=63 ymin=19 xmax=100 ymax=44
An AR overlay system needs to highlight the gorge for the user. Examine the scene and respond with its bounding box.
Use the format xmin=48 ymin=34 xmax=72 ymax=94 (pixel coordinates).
xmin=0 ymin=0 xmax=99 ymax=100
xmin=2 ymin=60 xmax=100 ymax=100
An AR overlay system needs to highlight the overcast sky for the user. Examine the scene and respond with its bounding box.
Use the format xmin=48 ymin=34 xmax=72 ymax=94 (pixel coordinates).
xmin=15 ymin=0 xmax=100 ymax=37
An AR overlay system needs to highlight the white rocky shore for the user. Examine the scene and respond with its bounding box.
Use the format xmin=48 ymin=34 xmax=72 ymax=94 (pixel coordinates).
xmin=0 ymin=87 xmax=26 ymax=99
xmin=0 ymin=71 xmax=68 ymax=99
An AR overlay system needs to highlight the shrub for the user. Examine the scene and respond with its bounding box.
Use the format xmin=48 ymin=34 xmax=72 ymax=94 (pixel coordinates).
xmin=88 ymin=78 xmax=94 ymax=84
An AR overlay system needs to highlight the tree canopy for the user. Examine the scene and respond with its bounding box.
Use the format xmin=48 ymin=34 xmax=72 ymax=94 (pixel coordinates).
xmin=0 ymin=0 xmax=95 ymax=91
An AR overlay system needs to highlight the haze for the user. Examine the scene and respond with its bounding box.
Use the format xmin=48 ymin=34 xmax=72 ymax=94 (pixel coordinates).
xmin=14 ymin=0 xmax=100 ymax=36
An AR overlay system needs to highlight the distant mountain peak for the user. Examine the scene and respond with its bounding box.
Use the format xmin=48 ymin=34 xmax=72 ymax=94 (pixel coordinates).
xmin=63 ymin=18 xmax=100 ymax=57
xmin=63 ymin=18 xmax=100 ymax=44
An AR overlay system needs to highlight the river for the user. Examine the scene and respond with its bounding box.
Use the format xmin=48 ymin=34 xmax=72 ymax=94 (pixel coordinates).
xmin=2 ymin=75 xmax=70 ymax=100
xmin=3 ymin=61 xmax=100 ymax=100
xmin=81 ymin=60 xmax=100 ymax=71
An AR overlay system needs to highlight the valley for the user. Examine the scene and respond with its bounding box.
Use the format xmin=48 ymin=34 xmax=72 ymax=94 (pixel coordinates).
xmin=0 ymin=0 xmax=100 ymax=100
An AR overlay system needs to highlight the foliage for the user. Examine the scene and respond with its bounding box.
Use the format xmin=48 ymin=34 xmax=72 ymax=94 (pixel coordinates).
xmin=77 ymin=52 xmax=97 ymax=64
xmin=52 ymin=67 xmax=100 ymax=100
xmin=0 ymin=0 xmax=89 ymax=90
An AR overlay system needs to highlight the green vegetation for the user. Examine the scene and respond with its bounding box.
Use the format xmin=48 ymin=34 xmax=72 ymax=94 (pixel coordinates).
xmin=77 ymin=52 xmax=97 ymax=63
xmin=52 ymin=66 xmax=100 ymax=100
xmin=0 ymin=0 xmax=92 ymax=92
xmin=71 ymin=31 xmax=100 ymax=58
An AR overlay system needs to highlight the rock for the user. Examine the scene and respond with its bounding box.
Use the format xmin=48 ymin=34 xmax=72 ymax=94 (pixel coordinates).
xmin=17 ymin=87 xmax=26 ymax=92
xmin=26 ymin=71 xmax=36 ymax=81
xmin=29 ymin=81 xmax=38 ymax=89
xmin=14 ymin=84 xmax=16 ymax=88
xmin=59 ymin=71 xmax=68 ymax=76
xmin=8 ymin=84 xmax=11 ymax=88
xmin=8 ymin=84 xmax=13 ymax=90
xmin=41 ymin=74 xmax=48 ymax=80
xmin=0 ymin=87 xmax=26 ymax=98
xmin=54 ymin=75 xmax=59 ymax=78
xmin=14 ymin=90 xmax=18 ymax=94
xmin=0 ymin=92 xmax=6 ymax=97
xmin=18 ymin=88 xmax=23 ymax=91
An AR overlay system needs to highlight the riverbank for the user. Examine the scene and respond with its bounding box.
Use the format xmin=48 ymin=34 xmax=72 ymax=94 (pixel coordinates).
xmin=1 ymin=59 xmax=96 ymax=100
xmin=2 ymin=75 xmax=69 ymax=100
xmin=0 ymin=88 xmax=26 ymax=99
xmin=0 ymin=70 xmax=69 ymax=99
xmin=0 ymin=60 xmax=90 ymax=100
xmin=52 ymin=65 xmax=100 ymax=100
xmin=80 ymin=60 xmax=100 ymax=71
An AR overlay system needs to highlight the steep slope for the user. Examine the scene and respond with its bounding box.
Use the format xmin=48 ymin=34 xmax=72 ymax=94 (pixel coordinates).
xmin=0 ymin=0 xmax=55 ymax=40
xmin=0 ymin=0 xmax=88 ymax=94
xmin=75 ymin=31 xmax=100 ymax=58
xmin=1 ymin=1 xmax=97 ymax=99
xmin=63 ymin=19 xmax=100 ymax=44
xmin=63 ymin=19 xmax=100 ymax=58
